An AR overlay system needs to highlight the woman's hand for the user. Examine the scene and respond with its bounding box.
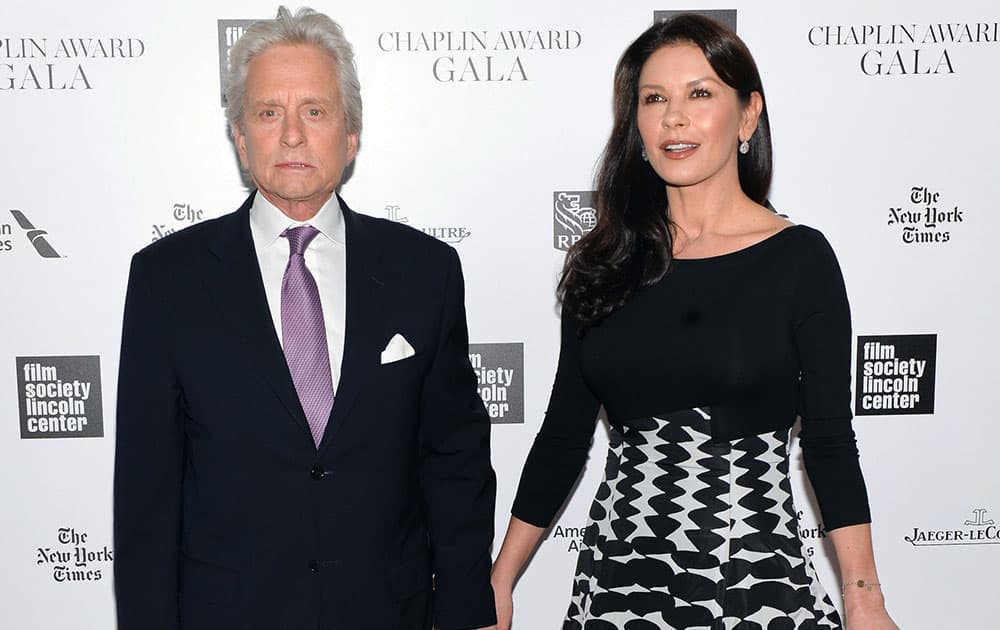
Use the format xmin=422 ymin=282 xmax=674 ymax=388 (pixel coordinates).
xmin=826 ymin=524 xmax=897 ymax=630
xmin=491 ymin=571 xmax=515 ymax=630
xmin=844 ymin=587 xmax=898 ymax=629
xmin=490 ymin=517 xmax=547 ymax=630
xmin=846 ymin=607 xmax=898 ymax=629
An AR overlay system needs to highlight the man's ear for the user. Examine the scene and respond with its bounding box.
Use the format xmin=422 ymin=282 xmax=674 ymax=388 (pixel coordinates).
xmin=346 ymin=131 xmax=359 ymax=164
xmin=233 ymin=122 xmax=249 ymax=170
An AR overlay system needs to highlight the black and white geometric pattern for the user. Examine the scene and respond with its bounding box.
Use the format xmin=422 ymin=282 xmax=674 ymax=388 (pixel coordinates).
xmin=565 ymin=408 xmax=842 ymax=629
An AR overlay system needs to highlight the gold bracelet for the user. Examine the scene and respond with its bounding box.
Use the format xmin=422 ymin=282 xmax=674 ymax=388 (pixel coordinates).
xmin=841 ymin=579 xmax=881 ymax=595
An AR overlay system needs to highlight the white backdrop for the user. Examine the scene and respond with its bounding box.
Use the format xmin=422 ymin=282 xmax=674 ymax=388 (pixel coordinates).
xmin=2 ymin=1 xmax=998 ymax=628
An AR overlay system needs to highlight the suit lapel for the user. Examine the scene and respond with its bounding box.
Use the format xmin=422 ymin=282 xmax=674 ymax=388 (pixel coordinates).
xmin=319 ymin=199 xmax=389 ymax=453
xmin=205 ymin=194 xmax=314 ymax=445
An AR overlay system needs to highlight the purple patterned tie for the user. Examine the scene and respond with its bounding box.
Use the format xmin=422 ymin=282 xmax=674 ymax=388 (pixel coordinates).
xmin=280 ymin=225 xmax=334 ymax=447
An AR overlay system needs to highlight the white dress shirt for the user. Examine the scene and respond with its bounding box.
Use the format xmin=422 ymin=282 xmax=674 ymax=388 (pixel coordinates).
xmin=249 ymin=193 xmax=346 ymax=391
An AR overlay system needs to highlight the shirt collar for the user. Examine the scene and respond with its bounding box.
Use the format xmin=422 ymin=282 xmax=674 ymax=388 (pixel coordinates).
xmin=250 ymin=191 xmax=345 ymax=252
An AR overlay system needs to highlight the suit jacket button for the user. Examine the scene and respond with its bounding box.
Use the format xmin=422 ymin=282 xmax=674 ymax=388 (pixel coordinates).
xmin=310 ymin=466 xmax=325 ymax=480
xmin=308 ymin=560 xmax=320 ymax=573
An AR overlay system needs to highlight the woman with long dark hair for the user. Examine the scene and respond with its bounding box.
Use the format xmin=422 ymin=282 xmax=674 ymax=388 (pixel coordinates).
xmin=491 ymin=14 xmax=897 ymax=629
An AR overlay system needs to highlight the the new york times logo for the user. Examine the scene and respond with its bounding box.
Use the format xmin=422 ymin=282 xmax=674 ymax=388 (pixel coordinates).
xmin=385 ymin=205 xmax=471 ymax=244
xmin=9 ymin=210 xmax=61 ymax=258
xmin=796 ymin=511 xmax=827 ymax=558
xmin=152 ymin=202 xmax=206 ymax=242
xmin=887 ymin=186 xmax=965 ymax=244
xmin=36 ymin=527 xmax=112 ymax=583
xmin=808 ymin=21 xmax=1000 ymax=75
xmin=553 ymin=191 xmax=596 ymax=251
xmin=217 ymin=19 xmax=262 ymax=106
xmin=906 ymin=508 xmax=1000 ymax=547
xmin=17 ymin=356 xmax=103 ymax=438
xmin=855 ymin=335 xmax=936 ymax=415
xmin=654 ymin=10 xmax=737 ymax=31
xmin=469 ymin=343 xmax=523 ymax=424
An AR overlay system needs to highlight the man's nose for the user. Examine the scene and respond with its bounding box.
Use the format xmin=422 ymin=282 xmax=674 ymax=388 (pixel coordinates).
xmin=281 ymin=115 xmax=305 ymax=147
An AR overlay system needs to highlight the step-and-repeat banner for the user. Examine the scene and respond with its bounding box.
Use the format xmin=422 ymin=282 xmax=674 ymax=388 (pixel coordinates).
xmin=2 ymin=1 xmax=997 ymax=627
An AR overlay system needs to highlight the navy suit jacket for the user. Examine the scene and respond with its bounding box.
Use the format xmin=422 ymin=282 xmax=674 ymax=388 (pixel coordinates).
xmin=113 ymin=194 xmax=496 ymax=630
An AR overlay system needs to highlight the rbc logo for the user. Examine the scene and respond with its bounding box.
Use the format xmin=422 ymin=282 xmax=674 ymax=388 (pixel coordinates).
xmin=553 ymin=191 xmax=597 ymax=251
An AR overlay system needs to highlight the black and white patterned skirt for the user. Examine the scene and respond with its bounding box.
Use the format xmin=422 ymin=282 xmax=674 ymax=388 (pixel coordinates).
xmin=565 ymin=408 xmax=842 ymax=629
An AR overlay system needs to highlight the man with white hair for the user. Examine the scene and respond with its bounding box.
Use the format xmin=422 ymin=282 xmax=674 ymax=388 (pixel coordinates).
xmin=113 ymin=7 xmax=497 ymax=629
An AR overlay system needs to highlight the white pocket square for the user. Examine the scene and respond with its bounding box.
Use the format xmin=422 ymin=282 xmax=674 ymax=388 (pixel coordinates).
xmin=380 ymin=333 xmax=416 ymax=365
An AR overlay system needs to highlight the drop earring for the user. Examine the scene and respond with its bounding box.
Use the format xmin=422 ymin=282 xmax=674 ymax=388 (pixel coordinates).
xmin=641 ymin=147 xmax=648 ymax=161
xmin=738 ymin=139 xmax=750 ymax=155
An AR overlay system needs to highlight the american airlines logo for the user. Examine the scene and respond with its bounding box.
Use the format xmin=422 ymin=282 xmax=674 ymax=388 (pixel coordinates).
xmin=10 ymin=210 xmax=61 ymax=258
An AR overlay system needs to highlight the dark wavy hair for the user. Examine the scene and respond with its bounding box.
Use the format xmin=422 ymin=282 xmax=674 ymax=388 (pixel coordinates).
xmin=559 ymin=14 xmax=773 ymax=328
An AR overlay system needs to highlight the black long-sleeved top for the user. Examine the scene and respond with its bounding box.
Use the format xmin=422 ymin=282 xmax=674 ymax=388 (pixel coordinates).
xmin=512 ymin=225 xmax=871 ymax=532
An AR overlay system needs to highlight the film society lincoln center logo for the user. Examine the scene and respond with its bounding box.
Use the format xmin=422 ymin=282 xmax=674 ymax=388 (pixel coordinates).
xmin=218 ymin=19 xmax=260 ymax=105
xmin=17 ymin=356 xmax=103 ymax=438
xmin=654 ymin=10 xmax=736 ymax=31
xmin=469 ymin=343 xmax=523 ymax=424
xmin=855 ymin=334 xmax=936 ymax=415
